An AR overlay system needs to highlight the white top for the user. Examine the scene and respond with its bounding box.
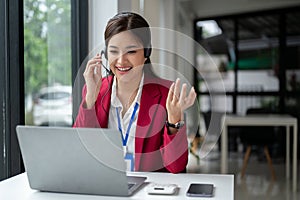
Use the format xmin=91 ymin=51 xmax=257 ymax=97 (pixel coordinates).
xmin=108 ymin=74 xmax=144 ymax=171
xmin=0 ymin=172 xmax=234 ymax=200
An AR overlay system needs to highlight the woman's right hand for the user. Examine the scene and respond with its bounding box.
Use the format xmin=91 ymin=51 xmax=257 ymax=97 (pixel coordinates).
xmin=83 ymin=53 xmax=103 ymax=109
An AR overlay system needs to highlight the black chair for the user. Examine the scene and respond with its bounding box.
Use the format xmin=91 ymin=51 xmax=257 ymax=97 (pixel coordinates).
xmin=239 ymin=108 xmax=277 ymax=180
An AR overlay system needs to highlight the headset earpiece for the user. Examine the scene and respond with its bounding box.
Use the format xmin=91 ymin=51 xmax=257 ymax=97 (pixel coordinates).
xmin=100 ymin=49 xmax=111 ymax=75
xmin=103 ymin=47 xmax=108 ymax=60
xmin=144 ymin=47 xmax=152 ymax=58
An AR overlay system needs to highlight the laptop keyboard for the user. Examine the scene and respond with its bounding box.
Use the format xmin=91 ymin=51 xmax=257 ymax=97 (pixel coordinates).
xmin=128 ymin=183 xmax=135 ymax=189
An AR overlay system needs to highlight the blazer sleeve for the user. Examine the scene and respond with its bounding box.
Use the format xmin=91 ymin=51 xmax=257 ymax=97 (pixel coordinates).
xmin=161 ymin=125 xmax=188 ymax=173
xmin=73 ymin=85 xmax=101 ymax=128
xmin=145 ymin=77 xmax=188 ymax=173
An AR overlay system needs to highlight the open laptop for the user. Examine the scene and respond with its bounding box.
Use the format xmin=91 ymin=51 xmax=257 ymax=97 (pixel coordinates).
xmin=16 ymin=125 xmax=147 ymax=196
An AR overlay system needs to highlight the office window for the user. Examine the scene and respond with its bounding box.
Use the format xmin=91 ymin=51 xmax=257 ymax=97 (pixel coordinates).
xmin=285 ymin=11 xmax=300 ymax=115
xmin=286 ymin=12 xmax=300 ymax=92
xmin=195 ymin=9 xmax=300 ymax=115
xmin=237 ymin=14 xmax=279 ymax=94
xmin=24 ymin=0 xmax=72 ymax=126
xmin=0 ymin=0 xmax=88 ymax=181
xmin=196 ymin=20 xmax=222 ymax=39
xmin=196 ymin=19 xmax=233 ymax=113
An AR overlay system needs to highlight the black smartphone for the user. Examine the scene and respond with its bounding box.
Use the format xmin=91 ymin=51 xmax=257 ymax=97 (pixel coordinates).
xmin=186 ymin=183 xmax=214 ymax=197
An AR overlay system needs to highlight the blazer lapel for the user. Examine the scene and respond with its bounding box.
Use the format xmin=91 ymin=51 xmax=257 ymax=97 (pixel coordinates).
xmin=96 ymin=76 xmax=113 ymax=128
xmin=135 ymin=76 xmax=166 ymax=170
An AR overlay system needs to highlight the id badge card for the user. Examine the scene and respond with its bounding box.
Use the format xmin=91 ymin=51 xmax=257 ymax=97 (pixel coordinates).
xmin=125 ymin=152 xmax=134 ymax=171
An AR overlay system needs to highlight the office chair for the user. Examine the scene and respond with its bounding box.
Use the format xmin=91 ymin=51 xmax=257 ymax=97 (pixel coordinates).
xmin=240 ymin=108 xmax=276 ymax=180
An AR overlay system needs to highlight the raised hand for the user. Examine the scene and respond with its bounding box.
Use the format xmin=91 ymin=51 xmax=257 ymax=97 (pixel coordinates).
xmin=83 ymin=53 xmax=103 ymax=109
xmin=166 ymin=78 xmax=197 ymax=125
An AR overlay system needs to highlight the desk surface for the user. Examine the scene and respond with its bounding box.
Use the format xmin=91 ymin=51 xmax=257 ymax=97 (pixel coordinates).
xmin=0 ymin=172 xmax=234 ymax=200
xmin=223 ymin=114 xmax=297 ymax=126
xmin=221 ymin=113 xmax=298 ymax=192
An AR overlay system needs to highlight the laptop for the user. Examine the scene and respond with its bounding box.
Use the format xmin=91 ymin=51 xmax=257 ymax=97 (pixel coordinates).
xmin=16 ymin=125 xmax=147 ymax=196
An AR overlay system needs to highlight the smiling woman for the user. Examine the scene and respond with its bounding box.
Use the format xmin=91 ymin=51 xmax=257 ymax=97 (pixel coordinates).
xmin=107 ymin=31 xmax=146 ymax=87
xmin=74 ymin=12 xmax=197 ymax=173
xmin=106 ymin=31 xmax=146 ymax=117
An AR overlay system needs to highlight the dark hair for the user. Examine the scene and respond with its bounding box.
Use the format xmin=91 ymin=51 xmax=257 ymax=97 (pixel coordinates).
xmin=104 ymin=12 xmax=156 ymax=76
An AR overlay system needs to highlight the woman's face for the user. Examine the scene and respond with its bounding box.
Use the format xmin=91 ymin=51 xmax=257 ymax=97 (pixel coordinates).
xmin=107 ymin=31 xmax=146 ymax=83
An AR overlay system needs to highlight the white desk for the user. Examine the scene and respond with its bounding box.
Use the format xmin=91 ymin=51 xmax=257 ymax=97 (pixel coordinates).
xmin=221 ymin=114 xmax=298 ymax=192
xmin=0 ymin=172 xmax=234 ymax=200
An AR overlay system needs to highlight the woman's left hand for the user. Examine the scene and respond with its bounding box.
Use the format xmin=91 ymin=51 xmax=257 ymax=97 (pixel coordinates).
xmin=166 ymin=78 xmax=197 ymax=124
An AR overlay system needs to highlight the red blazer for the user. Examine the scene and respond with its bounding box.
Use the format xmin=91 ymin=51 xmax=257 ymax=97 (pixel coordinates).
xmin=74 ymin=74 xmax=188 ymax=173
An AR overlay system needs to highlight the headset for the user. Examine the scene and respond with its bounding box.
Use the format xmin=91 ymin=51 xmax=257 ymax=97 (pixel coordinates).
xmin=100 ymin=50 xmax=111 ymax=75
xmin=101 ymin=12 xmax=152 ymax=74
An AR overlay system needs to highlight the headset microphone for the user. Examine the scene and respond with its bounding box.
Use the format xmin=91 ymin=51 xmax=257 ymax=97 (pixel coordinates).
xmin=100 ymin=50 xmax=106 ymax=58
xmin=100 ymin=50 xmax=111 ymax=74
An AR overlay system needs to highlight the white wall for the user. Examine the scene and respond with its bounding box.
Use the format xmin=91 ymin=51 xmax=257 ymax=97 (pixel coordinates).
xmin=88 ymin=0 xmax=118 ymax=53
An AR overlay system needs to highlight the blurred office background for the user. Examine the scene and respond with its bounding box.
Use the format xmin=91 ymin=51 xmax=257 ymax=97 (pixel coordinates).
xmin=1 ymin=0 xmax=300 ymax=199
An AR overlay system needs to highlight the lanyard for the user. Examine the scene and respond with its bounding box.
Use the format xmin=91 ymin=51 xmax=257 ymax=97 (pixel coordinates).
xmin=116 ymin=102 xmax=139 ymax=146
